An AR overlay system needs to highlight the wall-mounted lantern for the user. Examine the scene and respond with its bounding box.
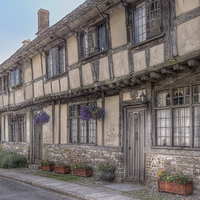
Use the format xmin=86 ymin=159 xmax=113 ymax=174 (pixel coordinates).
xmin=140 ymin=91 xmax=149 ymax=108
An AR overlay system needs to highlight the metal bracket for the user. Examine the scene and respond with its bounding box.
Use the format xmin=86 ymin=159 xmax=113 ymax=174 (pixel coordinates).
xmin=95 ymin=6 xmax=110 ymax=27
xmin=64 ymin=24 xmax=78 ymax=40
xmin=51 ymin=32 xmax=66 ymax=47
xmin=33 ymin=45 xmax=46 ymax=59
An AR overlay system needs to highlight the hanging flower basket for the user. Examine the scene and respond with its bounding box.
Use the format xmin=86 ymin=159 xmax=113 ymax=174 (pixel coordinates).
xmin=34 ymin=111 xmax=50 ymax=125
xmin=79 ymin=104 xmax=104 ymax=121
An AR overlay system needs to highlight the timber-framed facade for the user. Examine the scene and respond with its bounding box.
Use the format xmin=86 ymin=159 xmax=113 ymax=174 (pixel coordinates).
xmin=0 ymin=0 xmax=200 ymax=189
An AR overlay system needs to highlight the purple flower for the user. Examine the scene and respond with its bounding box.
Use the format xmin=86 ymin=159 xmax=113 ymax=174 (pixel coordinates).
xmin=34 ymin=111 xmax=50 ymax=125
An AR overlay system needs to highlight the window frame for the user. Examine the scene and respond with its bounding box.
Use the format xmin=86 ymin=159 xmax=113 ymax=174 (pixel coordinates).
xmin=10 ymin=67 xmax=22 ymax=88
xmin=133 ymin=0 xmax=162 ymax=45
xmin=46 ymin=45 xmax=66 ymax=78
xmin=80 ymin=21 xmax=107 ymax=59
xmin=69 ymin=103 xmax=97 ymax=145
xmin=153 ymin=85 xmax=200 ymax=148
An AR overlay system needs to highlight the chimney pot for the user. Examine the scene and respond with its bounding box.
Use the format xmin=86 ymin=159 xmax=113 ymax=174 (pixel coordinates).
xmin=37 ymin=8 xmax=50 ymax=35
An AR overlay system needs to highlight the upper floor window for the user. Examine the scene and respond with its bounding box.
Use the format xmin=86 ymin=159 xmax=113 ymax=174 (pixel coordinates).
xmin=46 ymin=46 xmax=65 ymax=78
xmin=69 ymin=104 xmax=96 ymax=144
xmin=80 ymin=22 xmax=106 ymax=58
xmin=134 ymin=0 xmax=161 ymax=44
xmin=155 ymin=85 xmax=200 ymax=148
xmin=10 ymin=68 xmax=22 ymax=87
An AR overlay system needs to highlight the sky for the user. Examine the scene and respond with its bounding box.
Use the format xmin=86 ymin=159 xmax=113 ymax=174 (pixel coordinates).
xmin=0 ymin=0 xmax=86 ymax=64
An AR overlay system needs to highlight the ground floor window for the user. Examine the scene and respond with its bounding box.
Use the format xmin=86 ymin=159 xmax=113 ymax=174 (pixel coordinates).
xmin=69 ymin=104 xmax=96 ymax=144
xmin=10 ymin=115 xmax=26 ymax=142
xmin=155 ymin=85 xmax=200 ymax=148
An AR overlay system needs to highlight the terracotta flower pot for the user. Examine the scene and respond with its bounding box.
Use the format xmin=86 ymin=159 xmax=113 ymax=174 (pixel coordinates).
xmin=41 ymin=165 xmax=54 ymax=171
xmin=157 ymin=180 xmax=193 ymax=196
xmin=54 ymin=166 xmax=70 ymax=174
xmin=73 ymin=168 xmax=93 ymax=177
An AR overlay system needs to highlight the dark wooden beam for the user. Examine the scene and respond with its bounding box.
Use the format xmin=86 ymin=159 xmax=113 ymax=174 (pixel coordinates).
xmin=116 ymin=82 xmax=125 ymax=88
xmin=141 ymin=75 xmax=157 ymax=82
xmin=101 ymin=86 xmax=108 ymax=90
xmin=173 ymin=64 xmax=189 ymax=70
xmin=131 ymin=78 xmax=142 ymax=85
xmin=150 ymin=72 xmax=164 ymax=79
xmin=161 ymin=68 xmax=176 ymax=75
xmin=123 ymin=80 xmax=130 ymax=86
xmin=108 ymin=83 xmax=116 ymax=89
xmin=188 ymin=59 xmax=200 ymax=67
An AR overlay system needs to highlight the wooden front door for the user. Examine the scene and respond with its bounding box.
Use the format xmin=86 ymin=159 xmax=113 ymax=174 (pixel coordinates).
xmin=33 ymin=112 xmax=43 ymax=164
xmin=125 ymin=107 xmax=145 ymax=182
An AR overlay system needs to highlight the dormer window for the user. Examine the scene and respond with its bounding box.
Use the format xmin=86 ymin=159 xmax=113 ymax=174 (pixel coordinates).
xmin=46 ymin=45 xmax=65 ymax=78
xmin=80 ymin=22 xmax=106 ymax=58
xmin=10 ymin=68 xmax=22 ymax=87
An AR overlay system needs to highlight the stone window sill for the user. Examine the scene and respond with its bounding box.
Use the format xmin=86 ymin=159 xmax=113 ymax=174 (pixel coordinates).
xmin=151 ymin=146 xmax=200 ymax=151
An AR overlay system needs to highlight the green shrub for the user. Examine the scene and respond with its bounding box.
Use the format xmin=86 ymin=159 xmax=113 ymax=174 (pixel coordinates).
xmin=72 ymin=162 xmax=90 ymax=169
xmin=0 ymin=149 xmax=28 ymax=168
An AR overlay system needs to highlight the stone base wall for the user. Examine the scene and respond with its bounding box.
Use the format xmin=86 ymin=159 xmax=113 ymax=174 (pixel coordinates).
xmin=0 ymin=142 xmax=30 ymax=161
xmin=146 ymin=153 xmax=200 ymax=190
xmin=43 ymin=144 xmax=124 ymax=182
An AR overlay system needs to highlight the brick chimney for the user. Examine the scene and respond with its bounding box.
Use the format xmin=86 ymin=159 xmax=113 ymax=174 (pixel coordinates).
xmin=37 ymin=9 xmax=49 ymax=35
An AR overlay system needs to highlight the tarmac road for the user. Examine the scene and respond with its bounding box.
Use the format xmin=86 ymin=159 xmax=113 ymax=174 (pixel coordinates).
xmin=0 ymin=176 xmax=78 ymax=200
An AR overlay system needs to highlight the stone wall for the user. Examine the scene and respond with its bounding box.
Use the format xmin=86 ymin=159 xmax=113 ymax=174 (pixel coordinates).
xmin=0 ymin=142 xmax=30 ymax=160
xmin=43 ymin=144 xmax=124 ymax=182
xmin=146 ymin=153 xmax=200 ymax=190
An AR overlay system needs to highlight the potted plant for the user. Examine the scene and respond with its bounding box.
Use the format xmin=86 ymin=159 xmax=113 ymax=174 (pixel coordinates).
xmin=79 ymin=104 xmax=104 ymax=120
xmin=98 ymin=163 xmax=115 ymax=182
xmin=40 ymin=160 xmax=54 ymax=171
xmin=157 ymin=171 xmax=193 ymax=196
xmin=34 ymin=111 xmax=50 ymax=125
xmin=72 ymin=162 xmax=93 ymax=177
xmin=54 ymin=162 xmax=70 ymax=174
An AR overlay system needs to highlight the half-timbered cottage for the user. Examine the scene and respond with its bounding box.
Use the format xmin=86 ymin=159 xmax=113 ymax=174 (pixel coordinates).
xmin=0 ymin=0 xmax=200 ymax=189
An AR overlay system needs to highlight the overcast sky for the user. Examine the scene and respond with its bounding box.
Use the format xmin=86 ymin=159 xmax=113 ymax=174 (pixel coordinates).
xmin=0 ymin=0 xmax=86 ymax=64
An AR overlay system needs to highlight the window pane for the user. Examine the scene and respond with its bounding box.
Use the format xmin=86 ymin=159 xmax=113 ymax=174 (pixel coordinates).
xmin=173 ymin=87 xmax=190 ymax=105
xmin=89 ymin=119 xmax=96 ymax=143
xmin=98 ymin=23 xmax=106 ymax=52
xmin=47 ymin=52 xmax=53 ymax=77
xmin=193 ymin=85 xmax=200 ymax=103
xmin=79 ymin=119 xmax=87 ymax=143
xmin=194 ymin=107 xmax=200 ymax=147
xmin=0 ymin=77 xmax=2 ymax=92
xmin=156 ymin=109 xmax=171 ymax=146
xmin=15 ymin=68 xmax=18 ymax=85
xmin=135 ymin=2 xmax=146 ymax=44
xmin=155 ymin=90 xmax=170 ymax=107
xmin=10 ymin=70 xmax=14 ymax=87
xmin=19 ymin=116 xmax=25 ymax=142
xmin=70 ymin=119 xmax=77 ymax=143
xmin=11 ymin=116 xmax=17 ymax=142
xmin=52 ymin=48 xmax=59 ymax=76
xmin=173 ymin=108 xmax=190 ymax=147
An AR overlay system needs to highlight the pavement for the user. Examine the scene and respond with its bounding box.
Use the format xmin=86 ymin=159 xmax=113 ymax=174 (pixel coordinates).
xmin=0 ymin=167 xmax=144 ymax=200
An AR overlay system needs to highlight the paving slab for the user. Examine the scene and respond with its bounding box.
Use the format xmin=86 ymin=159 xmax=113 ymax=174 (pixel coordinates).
xmin=104 ymin=183 xmax=145 ymax=192
xmin=95 ymin=194 xmax=136 ymax=200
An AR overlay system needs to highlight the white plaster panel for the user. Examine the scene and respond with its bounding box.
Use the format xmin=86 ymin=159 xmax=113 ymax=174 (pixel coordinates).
xmin=175 ymin=0 xmax=200 ymax=16
xmin=0 ymin=96 xmax=3 ymax=108
xmin=82 ymin=63 xmax=93 ymax=86
xmin=150 ymin=44 xmax=164 ymax=67
xmin=133 ymin=51 xmax=146 ymax=72
xmin=52 ymin=80 xmax=60 ymax=94
xmin=110 ymin=7 xmax=127 ymax=48
xmin=99 ymin=57 xmax=110 ymax=81
xmin=43 ymin=106 xmax=53 ymax=144
xmin=25 ymin=85 xmax=33 ymax=100
xmin=32 ymin=54 xmax=42 ymax=80
xmin=104 ymin=95 xmax=119 ymax=147
xmin=34 ymin=80 xmax=44 ymax=98
xmin=54 ymin=105 xmax=59 ymax=144
xmin=61 ymin=104 xmax=67 ymax=144
xmin=44 ymin=82 xmax=51 ymax=95
xmin=15 ymin=88 xmax=24 ymax=104
xmin=26 ymin=111 xmax=30 ymax=143
xmin=24 ymin=62 xmax=32 ymax=83
xmin=123 ymin=92 xmax=132 ymax=101
xmin=67 ymin=36 xmax=78 ymax=65
xmin=3 ymin=94 xmax=8 ymax=106
xmin=113 ymin=50 xmax=129 ymax=78
xmin=9 ymin=93 xmax=14 ymax=105
xmin=177 ymin=16 xmax=200 ymax=56
xmin=60 ymin=77 xmax=68 ymax=92
xmin=69 ymin=68 xmax=80 ymax=89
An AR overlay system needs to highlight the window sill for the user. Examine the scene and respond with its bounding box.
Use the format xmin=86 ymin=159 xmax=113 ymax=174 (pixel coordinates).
xmin=79 ymin=50 xmax=108 ymax=62
xmin=69 ymin=143 xmax=97 ymax=146
xmin=131 ymin=33 xmax=165 ymax=49
xmin=151 ymin=146 xmax=200 ymax=151
xmin=10 ymin=83 xmax=23 ymax=90
xmin=45 ymin=71 xmax=67 ymax=82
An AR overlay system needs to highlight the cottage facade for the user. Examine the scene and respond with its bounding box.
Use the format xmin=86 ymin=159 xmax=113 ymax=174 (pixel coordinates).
xmin=0 ymin=0 xmax=200 ymax=188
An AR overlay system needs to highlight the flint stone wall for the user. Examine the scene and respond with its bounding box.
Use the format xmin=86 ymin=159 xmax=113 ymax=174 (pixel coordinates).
xmin=146 ymin=153 xmax=200 ymax=190
xmin=43 ymin=144 xmax=124 ymax=182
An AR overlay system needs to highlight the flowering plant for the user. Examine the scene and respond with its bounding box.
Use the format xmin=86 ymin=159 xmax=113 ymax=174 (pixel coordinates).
xmin=34 ymin=111 xmax=50 ymax=125
xmin=98 ymin=163 xmax=115 ymax=171
xmin=40 ymin=160 xmax=54 ymax=166
xmin=158 ymin=171 xmax=192 ymax=185
xmin=79 ymin=104 xmax=104 ymax=120
xmin=72 ymin=162 xmax=91 ymax=169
